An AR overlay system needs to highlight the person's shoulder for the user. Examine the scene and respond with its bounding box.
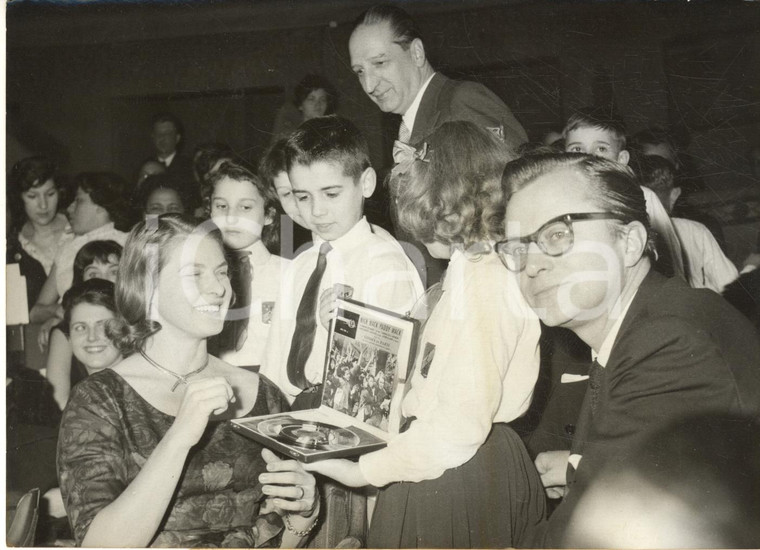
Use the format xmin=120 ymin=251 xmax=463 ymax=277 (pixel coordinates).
xmin=617 ymin=274 xmax=757 ymax=359
xmin=66 ymin=369 xmax=124 ymax=413
xmin=641 ymin=273 xmax=733 ymax=320
xmin=447 ymin=77 xmax=506 ymax=107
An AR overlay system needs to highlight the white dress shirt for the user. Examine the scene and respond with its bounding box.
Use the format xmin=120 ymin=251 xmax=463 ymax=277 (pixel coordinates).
xmin=260 ymin=217 xmax=424 ymax=402
xmin=401 ymin=73 xmax=436 ymax=139
xmin=221 ymin=241 xmax=290 ymax=368
xmin=673 ymin=217 xmax=738 ymax=293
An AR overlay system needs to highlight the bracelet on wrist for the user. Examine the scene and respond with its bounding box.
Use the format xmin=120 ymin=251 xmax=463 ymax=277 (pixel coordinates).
xmin=284 ymin=512 xmax=319 ymax=538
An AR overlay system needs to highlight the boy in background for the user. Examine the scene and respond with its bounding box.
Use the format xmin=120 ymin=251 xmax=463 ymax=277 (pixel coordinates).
xmin=259 ymin=138 xmax=313 ymax=258
xmin=563 ymin=106 xmax=629 ymax=165
xmin=260 ymin=116 xmax=423 ymax=407
xmin=636 ymin=155 xmax=738 ymax=292
xmin=562 ymin=107 xmax=685 ymax=280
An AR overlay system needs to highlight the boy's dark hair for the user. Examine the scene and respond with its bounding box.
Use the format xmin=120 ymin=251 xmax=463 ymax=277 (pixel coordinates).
xmin=293 ymin=74 xmax=338 ymax=115
xmin=631 ymin=126 xmax=681 ymax=169
xmin=259 ymin=137 xmax=289 ymax=189
xmin=353 ymin=4 xmax=423 ymax=51
xmin=74 ymin=172 xmax=130 ymax=231
xmin=563 ymin=106 xmax=628 ymax=150
xmin=192 ymin=141 xmax=234 ymax=184
xmin=60 ymin=278 xmax=117 ymax=338
xmin=633 ymin=154 xmax=677 ymax=193
xmin=284 ymin=115 xmax=371 ymax=183
xmin=205 ymin=160 xmax=281 ymax=252
xmin=72 ymin=240 xmax=123 ymax=285
xmin=136 ymin=174 xmax=186 ymax=212
xmin=633 ymin=154 xmax=678 ymax=210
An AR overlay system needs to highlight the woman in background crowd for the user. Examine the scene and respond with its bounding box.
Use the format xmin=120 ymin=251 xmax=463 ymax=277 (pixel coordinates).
xmin=46 ymin=240 xmax=122 ymax=410
xmin=7 ymin=156 xmax=72 ymax=305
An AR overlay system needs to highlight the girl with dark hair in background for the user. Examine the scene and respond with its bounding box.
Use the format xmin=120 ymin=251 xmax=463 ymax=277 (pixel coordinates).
xmin=46 ymin=240 xmax=122 ymax=410
xmin=7 ymin=155 xmax=72 ymax=305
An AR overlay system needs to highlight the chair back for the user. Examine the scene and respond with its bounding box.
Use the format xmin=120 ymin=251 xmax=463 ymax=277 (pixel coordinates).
xmin=7 ymin=488 xmax=41 ymax=547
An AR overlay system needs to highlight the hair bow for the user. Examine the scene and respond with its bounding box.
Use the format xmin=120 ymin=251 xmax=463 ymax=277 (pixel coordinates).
xmin=391 ymin=140 xmax=431 ymax=179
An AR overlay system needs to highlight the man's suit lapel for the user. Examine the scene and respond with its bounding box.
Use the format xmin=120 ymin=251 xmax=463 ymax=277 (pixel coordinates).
xmin=409 ymin=73 xmax=446 ymax=145
xmin=605 ymin=270 xmax=663 ymax=370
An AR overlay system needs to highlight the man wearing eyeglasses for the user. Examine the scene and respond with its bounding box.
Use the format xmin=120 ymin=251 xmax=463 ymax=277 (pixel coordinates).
xmin=499 ymin=153 xmax=760 ymax=547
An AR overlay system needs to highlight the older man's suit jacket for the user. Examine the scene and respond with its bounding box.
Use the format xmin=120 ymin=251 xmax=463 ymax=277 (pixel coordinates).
xmin=399 ymin=73 xmax=528 ymax=287
xmin=535 ymin=270 xmax=760 ymax=547
xmin=409 ymin=72 xmax=527 ymax=151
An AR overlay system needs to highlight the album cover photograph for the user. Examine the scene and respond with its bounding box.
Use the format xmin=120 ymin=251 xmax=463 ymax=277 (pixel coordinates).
xmin=231 ymin=298 xmax=419 ymax=462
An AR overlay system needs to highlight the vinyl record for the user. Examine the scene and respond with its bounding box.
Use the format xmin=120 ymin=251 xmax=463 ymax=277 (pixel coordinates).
xmin=276 ymin=421 xmax=361 ymax=450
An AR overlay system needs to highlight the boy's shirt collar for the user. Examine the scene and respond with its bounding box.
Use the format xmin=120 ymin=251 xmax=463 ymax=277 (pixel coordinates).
xmin=312 ymin=216 xmax=370 ymax=254
xmin=237 ymin=239 xmax=271 ymax=266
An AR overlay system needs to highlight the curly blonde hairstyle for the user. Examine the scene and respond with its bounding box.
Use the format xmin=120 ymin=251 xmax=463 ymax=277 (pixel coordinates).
xmin=391 ymin=121 xmax=515 ymax=250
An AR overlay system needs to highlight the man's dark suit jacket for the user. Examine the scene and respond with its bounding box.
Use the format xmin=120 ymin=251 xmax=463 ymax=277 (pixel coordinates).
xmin=161 ymin=153 xmax=200 ymax=210
xmin=409 ymin=72 xmax=527 ymax=151
xmin=537 ymin=270 xmax=760 ymax=547
xmin=400 ymin=72 xmax=528 ymax=287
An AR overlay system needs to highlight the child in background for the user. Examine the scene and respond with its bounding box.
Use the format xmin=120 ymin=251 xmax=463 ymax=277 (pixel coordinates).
xmin=564 ymin=107 xmax=630 ymax=165
xmin=259 ymin=138 xmax=314 ymax=257
xmin=46 ymin=240 xmax=122 ymax=409
xmin=260 ymin=116 xmax=423 ymax=407
xmin=137 ymin=174 xmax=186 ymax=217
xmin=260 ymin=135 xmax=428 ymax=279
xmin=206 ymin=160 xmax=289 ymax=368
xmin=305 ymin=121 xmax=545 ymax=548
xmin=636 ymin=155 xmax=738 ymax=292
xmin=562 ymin=107 xmax=686 ymax=280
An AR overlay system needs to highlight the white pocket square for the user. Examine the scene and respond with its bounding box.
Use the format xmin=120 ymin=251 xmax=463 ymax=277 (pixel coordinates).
xmin=561 ymin=373 xmax=590 ymax=384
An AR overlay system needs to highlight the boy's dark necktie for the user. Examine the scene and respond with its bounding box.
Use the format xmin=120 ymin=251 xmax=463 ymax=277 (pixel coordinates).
xmin=229 ymin=250 xmax=253 ymax=351
xmin=287 ymin=242 xmax=332 ymax=390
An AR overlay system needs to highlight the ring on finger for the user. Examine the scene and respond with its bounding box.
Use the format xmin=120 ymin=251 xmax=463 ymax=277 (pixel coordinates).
xmin=295 ymin=486 xmax=304 ymax=500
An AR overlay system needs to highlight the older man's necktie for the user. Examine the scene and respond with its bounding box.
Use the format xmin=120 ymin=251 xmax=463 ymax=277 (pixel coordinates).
xmin=398 ymin=120 xmax=411 ymax=143
xmin=286 ymin=242 xmax=332 ymax=390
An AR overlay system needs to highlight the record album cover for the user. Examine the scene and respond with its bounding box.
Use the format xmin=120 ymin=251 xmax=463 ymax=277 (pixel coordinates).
xmin=231 ymin=297 xmax=419 ymax=462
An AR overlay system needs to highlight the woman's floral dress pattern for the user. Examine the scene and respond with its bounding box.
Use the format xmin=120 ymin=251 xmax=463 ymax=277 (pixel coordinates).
xmin=57 ymin=369 xmax=290 ymax=547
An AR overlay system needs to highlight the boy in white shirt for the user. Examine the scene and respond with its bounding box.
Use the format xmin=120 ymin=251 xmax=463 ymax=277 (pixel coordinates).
xmin=260 ymin=116 xmax=423 ymax=407
xmin=637 ymin=155 xmax=738 ymax=292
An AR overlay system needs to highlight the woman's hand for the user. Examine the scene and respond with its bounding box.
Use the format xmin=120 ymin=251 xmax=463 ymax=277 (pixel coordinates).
xmin=37 ymin=316 xmax=61 ymax=352
xmin=165 ymin=377 xmax=235 ymax=450
xmin=303 ymin=458 xmax=368 ymax=488
xmin=259 ymin=448 xmax=318 ymax=518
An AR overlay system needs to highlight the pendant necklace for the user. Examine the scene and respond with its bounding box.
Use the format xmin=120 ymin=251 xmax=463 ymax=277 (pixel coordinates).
xmin=139 ymin=350 xmax=209 ymax=392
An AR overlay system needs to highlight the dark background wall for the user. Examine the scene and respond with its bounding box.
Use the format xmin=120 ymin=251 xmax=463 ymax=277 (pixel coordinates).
xmin=6 ymin=0 xmax=760 ymax=262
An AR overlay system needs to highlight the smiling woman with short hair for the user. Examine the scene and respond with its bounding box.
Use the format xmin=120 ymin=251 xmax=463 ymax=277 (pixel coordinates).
xmin=57 ymin=214 xmax=320 ymax=548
